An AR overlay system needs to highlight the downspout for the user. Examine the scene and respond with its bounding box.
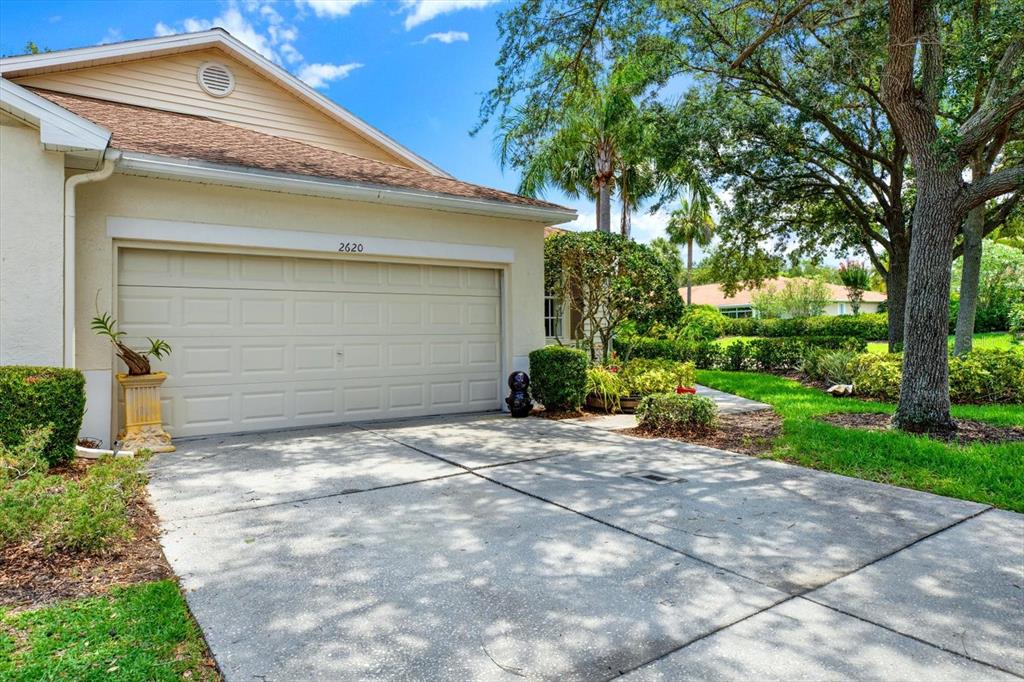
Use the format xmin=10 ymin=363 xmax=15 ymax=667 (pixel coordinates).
xmin=63 ymin=153 xmax=118 ymax=367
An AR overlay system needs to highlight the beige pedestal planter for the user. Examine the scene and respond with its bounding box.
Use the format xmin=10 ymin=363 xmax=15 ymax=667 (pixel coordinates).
xmin=116 ymin=372 xmax=175 ymax=453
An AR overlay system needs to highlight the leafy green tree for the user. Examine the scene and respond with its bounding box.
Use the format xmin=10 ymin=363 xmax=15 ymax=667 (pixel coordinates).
xmin=666 ymin=191 xmax=715 ymax=305
xmin=545 ymin=231 xmax=682 ymax=361
xmin=838 ymin=261 xmax=872 ymax=315
xmin=479 ymin=0 xmax=1023 ymax=431
xmin=648 ymin=237 xmax=684 ymax=286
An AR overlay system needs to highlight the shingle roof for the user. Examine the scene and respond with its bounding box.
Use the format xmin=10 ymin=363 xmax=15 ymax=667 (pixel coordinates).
xmin=32 ymin=88 xmax=567 ymax=213
xmin=684 ymin=277 xmax=887 ymax=307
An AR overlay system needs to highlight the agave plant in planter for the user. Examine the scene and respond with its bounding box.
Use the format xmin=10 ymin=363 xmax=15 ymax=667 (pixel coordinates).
xmin=91 ymin=312 xmax=175 ymax=453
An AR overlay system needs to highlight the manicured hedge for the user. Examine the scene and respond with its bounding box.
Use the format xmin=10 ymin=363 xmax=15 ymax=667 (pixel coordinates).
xmin=624 ymin=335 xmax=866 ymax=371
xmin=0 ymin=366 xmax=86 ymax=466
xmin=529 ymin=346 xmax=588 ymax=411
xmin=722 ymin=313 xmax=888 ymax=341
xmin=852 ymin=349 xmax=1024 ymax=403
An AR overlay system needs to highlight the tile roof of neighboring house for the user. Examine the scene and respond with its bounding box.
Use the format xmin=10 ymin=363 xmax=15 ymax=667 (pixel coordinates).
xmin=32 ymin=88 xmax=567 ymax=213
xmin=544 ymin=226 xmax=569 ymax=237
xmin=683 ymin=277 xmax=887 ymax=307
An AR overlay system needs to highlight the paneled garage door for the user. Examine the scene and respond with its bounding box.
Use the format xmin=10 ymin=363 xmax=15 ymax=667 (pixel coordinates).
xmin=117 ymin=248 xmax=502 ymax=437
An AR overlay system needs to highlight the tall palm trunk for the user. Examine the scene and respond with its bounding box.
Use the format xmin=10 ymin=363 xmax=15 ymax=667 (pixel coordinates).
xmin=594 ymin=141 xmax=614 ymax=233
xmin=686 ymin=238 xmax=693 ymax=305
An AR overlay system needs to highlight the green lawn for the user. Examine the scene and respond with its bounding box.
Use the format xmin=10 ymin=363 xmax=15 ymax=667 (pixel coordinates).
xmin=0 ymin=581 xmax=216 ymax=681
xmin=696 ymin=369 xmax=1024 ymax=512
xmin=865 ymin=331 xmax=1016 ymax=353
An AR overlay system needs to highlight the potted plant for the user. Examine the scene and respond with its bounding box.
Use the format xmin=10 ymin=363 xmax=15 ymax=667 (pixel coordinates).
xmin=587 ymin=359 xmax=697 ymax=413
xmin=91 ymin=312 xmax=175 ymax=453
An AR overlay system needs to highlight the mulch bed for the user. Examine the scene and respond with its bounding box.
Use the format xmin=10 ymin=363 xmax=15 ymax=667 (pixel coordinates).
xmin=536 ymin=408 xmax=596 ymax=421
xmin=0 ymin=486 xmax=173 ymax=611
xmin=817 ymin=412 xmax=1024 ymax=445
xmin=619 ymin=410 xmax=783 ymax=456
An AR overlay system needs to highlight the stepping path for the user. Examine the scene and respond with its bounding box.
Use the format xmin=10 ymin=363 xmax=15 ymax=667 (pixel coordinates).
xmin=563 ymin=384 xmax=770 ymax=431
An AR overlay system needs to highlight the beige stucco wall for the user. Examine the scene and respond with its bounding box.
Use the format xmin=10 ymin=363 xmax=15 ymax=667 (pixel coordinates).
xmin=74 ymin=173 xmax=546 ymax=375
xmin=0 ymin=120 xmax=66 ymax=366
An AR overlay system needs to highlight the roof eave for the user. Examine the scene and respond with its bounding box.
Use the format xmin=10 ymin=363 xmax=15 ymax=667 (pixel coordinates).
xmin=115 ymin=151 xmax=577 ymax=225
xmin=0 ymin=30 xmax=448 ymax=177
xmin=0 ymin=77 xmax=111 ymax=152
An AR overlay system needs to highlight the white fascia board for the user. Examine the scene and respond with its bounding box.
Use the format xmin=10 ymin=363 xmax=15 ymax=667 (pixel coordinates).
xmin=0 ymin=30 xmax=448 ymax=177
xmin=0 ymin=78 xmax=110 ymax=151
xmin=116 ymin=152 xmax=577 ymax=225
xmin=107 ymin=217 xmax=516 ymax=264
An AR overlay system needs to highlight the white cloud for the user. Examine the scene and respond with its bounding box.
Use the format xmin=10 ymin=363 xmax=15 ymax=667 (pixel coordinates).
xmin=420 ymin=30 xmax=469 ymax=44
xmin=99 ymin=27 xmax=124 ymax=45
xmin=153 ymin=1 xmax=305 ymax=66
xmin=401 ymin=0 xmax=498 ymax=30
xmin=295 ymin=0 xmax=370 ymax=18
xmin=297 ymin=62 xmax=363 ymax=88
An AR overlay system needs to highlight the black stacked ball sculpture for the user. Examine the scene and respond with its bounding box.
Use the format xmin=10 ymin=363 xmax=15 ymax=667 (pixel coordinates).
xmin=505 ymin=371 xmax=533 ymax=418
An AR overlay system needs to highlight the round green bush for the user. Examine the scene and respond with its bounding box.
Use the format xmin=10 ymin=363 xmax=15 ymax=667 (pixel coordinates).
xmin=0 ymin=366 xmax=86 ymax=466
xmin=677 ymin=305 xmax=727 ymax=341
xmin=529 ymin=346 xmax=588 ymax=411
xmin=635 ymin=393 xmax=718 ymax=432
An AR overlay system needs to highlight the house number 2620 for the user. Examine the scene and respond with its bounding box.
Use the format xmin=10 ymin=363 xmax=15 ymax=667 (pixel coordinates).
xmin=338 ymin=242 xmax=365 ymax=253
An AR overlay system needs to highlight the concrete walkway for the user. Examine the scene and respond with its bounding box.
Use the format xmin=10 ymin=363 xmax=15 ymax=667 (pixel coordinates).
xmin=564 ymin=384 xmax=771 ymax=431
xmin=148 ymin=414 xmax=1024 ymax=681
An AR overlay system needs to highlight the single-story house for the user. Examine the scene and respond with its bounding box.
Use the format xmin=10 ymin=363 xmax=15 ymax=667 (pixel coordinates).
xmin=685 ymin=277 xmax=886 ymax=318
xmin=0 ymin=29 xmax=574 ymax=446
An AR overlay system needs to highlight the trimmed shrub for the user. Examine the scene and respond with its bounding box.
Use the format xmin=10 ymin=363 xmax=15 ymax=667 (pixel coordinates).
xmin=677 ymin=305 xmax=728 ymax=341
xmin=851 ymin=349 xmax=1024 ymax=404
xmin=636 ymin=393 xmax=718 ymax=432
xmin=529 ymin=346 xmax=588 ymax=411
xmin=0 ymin=366 xmax=86 ymax=466
xmin=621 ymin=359 xmax=696 ymax=395
xmin=749 ymin=338 xmax=805 ymax=371
xmin=948 ymin=350 xmax=1024 ymax=403
xmin=851 ymin=353 xmax=903 ymax=401
xmin=722 ymin=317 xmax=759 ymax=337
xmin=723 ymin=340 xmax=750 ymax=371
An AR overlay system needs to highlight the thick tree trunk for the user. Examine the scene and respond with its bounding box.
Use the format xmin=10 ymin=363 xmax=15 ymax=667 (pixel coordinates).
xmin=686 ymin=239 xmax=693 ymax=305
xmin=952 ymin=206 xmax=984 ymax=356
xmin=596 ymin=180 xmax=611 ymax=233
xmin=886 ymin=236 xmax=910 ymax=352
xmin=893 ymin=187 xmax=958 ymax=431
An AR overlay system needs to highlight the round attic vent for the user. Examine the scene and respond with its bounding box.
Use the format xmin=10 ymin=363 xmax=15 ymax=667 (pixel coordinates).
xmin=197 ymin=62 xmax=235 ymax=97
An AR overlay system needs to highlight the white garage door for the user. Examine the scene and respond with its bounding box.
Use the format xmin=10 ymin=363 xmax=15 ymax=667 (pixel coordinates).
xmin=117 ymin=248 xmax=503 ymax=437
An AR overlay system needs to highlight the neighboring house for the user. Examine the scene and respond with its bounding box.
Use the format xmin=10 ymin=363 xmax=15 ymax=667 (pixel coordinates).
xmin=685 ymin=277 xmax=886 ymax=318
xmin=0 ymin=29 xmax=574 ymax=445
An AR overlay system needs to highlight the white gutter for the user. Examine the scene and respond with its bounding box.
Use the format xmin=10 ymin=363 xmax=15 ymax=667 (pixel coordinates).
xmin=116 ymin=152 xmax=577 ymax=225
xmin=64 ymin=154 xmax=118 ymax=367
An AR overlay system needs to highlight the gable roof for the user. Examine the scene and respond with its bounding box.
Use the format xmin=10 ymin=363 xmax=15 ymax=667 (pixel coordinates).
xmin=33 ymin=88 xmax=571 ymax=220
xmin=685 ymin=277 xmax=887 ymax=307
xmin=0 ymin=29 xmax=447 ymax=176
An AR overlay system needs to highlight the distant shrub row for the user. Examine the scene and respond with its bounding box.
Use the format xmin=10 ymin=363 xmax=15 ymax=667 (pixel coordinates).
xmin=722 ymin=313 xmax=888 ymax=341
xmin=623 ymin=335 xmax=867 ymax=371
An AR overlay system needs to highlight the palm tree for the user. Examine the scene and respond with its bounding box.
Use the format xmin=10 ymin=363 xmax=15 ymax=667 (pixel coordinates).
xmin=667 ymin=191 xmax=715 ymax=305
xmin=502 ymin=82 xmax=637 ymax=233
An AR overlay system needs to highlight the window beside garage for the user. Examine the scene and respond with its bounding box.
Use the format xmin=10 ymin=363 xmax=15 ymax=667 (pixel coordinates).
xmin=544 ymin=293 xmax=563 ymax=338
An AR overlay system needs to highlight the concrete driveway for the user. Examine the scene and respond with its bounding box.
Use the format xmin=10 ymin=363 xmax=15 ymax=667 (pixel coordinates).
xmin=148 ymin=413 xmax=1024 ymax=681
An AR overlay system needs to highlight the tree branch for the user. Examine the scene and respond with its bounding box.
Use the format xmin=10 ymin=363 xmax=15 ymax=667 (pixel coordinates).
xmin=958 ymin=165 xmax=1024 ymax=214
xmin=730 ymin=0 xmax=815 ymax=69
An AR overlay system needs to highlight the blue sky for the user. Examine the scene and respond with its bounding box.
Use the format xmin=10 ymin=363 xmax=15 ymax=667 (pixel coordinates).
xmin=0 ymin=0 xmax=684 ymax=244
